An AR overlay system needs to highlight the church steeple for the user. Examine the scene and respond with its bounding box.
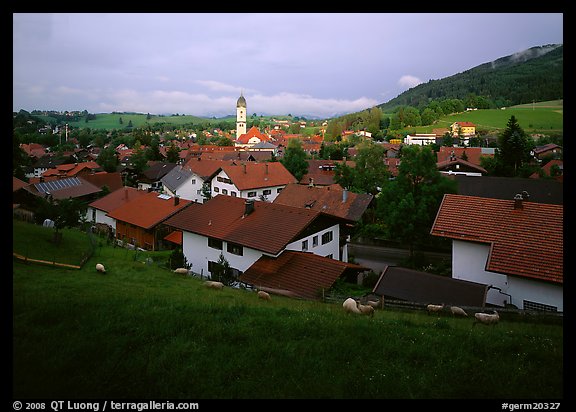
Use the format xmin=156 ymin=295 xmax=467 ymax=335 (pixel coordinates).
xmin=236 ymin=91 xmax=247 ymax=138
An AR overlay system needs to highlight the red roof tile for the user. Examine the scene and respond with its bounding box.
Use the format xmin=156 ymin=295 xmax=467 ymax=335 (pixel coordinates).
xmin=88 ymin=186 xmax=149 ymax=213
xmin=239 ymin=251 xmax=368 ymax=300
xmin=165 ymin=195 xmax=328 ymax=255
xmin=221 ymin=162 xmax=297 ymax=190
xmin=235 ymin=126 xmax=271 ymax=144
xmin=273 ymin=183 xmax=373 ymax=222
xmin=107 ymin=191 xmax=194 ymax=229
xmin=430 ymin=194 xmax=563 ymax=284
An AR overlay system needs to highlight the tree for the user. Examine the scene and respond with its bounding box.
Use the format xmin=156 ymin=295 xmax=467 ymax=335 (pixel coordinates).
xmin=210 ymin=253 xmax=237 ymax=286
xmin=375 ymin=145 xmax=457 ymax=257
xmin=97 ymin=145 xmax=120 ymax=172
xmin=494 ymin=115 xmax=533 ymax=176
xmin=280 ymin=139 xmax=308 ymax=181
xmin=166 ymin=142 xmax=181 ymax=164
xmin=201 ymin=182 xmax=212 ymax=202
xmin=335 ymin=142 xmax=389 ymax=195
xmin=130 ymin=141 xmax=148 ymax=175
xmin=34 ymin=196 xmax=86 ymax=244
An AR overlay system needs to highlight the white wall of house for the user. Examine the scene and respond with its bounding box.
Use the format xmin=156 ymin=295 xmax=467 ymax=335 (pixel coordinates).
xmin=210 ymin=170 xmax=285 ymax=202
xmin=163 ymin=173 xmax=205 ymax=203
xmin=182 ymin=223 xmax=341 ymax=280
xmin=508 ymin=276 xmax=563 ymax=312
xmin=182 ymin=231 xmax=271 ymax=279
xmin=285 ymin=223 xmax=340 ymax=260
xmin=452 ymin=240 xmax=563 ymax=311
xmin=85 ymin=207 xmax=116 ymax=231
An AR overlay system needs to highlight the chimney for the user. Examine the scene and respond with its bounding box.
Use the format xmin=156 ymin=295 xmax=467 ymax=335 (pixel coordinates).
xmin=513 ymin=193 xmax=523 ymax=210
xmin=308 ymin=177 xmax=314 ymax=188
xmin=244 ymin=199 xmax=255 ymax=216
xmin=174 ymin=196 xmax=180 ymax=206
xmin=342 ymin=188 xmax=348 ymax=203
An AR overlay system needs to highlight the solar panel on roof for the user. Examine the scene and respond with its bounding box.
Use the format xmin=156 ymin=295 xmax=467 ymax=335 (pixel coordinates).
xmin=35 ymin=177 xmax=81 ymax=194
xmin=157 ymin=194 xmax=171 ymax=200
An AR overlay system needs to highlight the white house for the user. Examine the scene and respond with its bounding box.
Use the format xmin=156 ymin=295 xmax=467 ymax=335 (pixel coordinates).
xmin=404 ymin=134 xmax=437 ymax=146
xmin=431 ymin=193 xmax=563 ymax=312
xmin=85 ymin=186 xmax=149 ymax=233
xmin=210 ymin=162 xmax=297 ymax=202
xmin=161 ymin=158 xmax=227 ymax=203
xmin=164 ymin=195 xmax=342 ymax=280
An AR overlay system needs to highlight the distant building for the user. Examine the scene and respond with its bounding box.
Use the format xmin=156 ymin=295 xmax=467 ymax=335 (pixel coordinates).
xmin=236 ymin=92 xmax=247 ymax=139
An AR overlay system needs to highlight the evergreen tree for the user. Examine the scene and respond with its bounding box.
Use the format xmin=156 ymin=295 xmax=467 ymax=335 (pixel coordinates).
xmin=494 ymin=115 xmax=533 ymax=176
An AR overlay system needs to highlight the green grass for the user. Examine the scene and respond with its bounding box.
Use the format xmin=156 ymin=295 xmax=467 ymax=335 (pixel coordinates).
xmin=65 ymin=113 xmax=218 ymax=130
xmin=396 ymin=100 xmax=563 ymax=136
xmin=12 ymin=221 xmax=563 ymax=399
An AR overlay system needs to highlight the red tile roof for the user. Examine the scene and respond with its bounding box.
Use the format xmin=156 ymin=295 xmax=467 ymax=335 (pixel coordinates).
xmin=299 ymin=159 xmax=356 ymax=186
xmin=164 ymin=230 xmax=182 ymax=245
xmin=165 ymin=194 xmax=329 ymax=255
xmin=437 ymin=146 xmax=493 ymax=167
xmin=221 ymin=162 xmax=297 ymax=190
xmin=235 ymin=126 xmax=272 ymax=144
xmin=88 ymin=186 xmax=149 ymax=213
xmin=430 ymin=194 xmax=563 ymax=284
xmin=239 ymin=251 xmax=369 ymax=300
xmin=82 ymin=172 xmax=123 ymax=192
xmin=183 ymin=158 xmax=230 ymax=179
xmin=107 ymin=191 xmax=195 ymax=229
xmin=273 ymin=183 xmax=373 ymax=222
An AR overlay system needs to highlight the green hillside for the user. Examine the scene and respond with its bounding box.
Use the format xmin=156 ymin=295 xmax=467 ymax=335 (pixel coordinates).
xmin=66 ymin=113 xmax=218 ymax=130
xmin=432 ymin=100 xmax=562 ymax=134
xmin=379 ymin=44 xmax=563 ymax=112
xmin=12 ymin=220 xmax=563 ymax=399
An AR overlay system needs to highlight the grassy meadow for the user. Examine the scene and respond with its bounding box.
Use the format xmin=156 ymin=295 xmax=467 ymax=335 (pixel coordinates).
xmin=384 ymin=99 xmax=563 ymax=137
xmin=12 ymin=220 xmax=563 ymax=399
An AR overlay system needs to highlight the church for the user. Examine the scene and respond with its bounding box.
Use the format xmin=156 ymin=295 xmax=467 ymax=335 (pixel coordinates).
xmin=234 ymin=93 xmax=273 ymax=149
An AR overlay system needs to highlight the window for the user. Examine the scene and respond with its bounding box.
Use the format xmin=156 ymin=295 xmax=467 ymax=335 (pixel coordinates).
xmin=277 ymin=188 xmax=283 ymax=193
xmin=321 ymin=231 xmax=333 ymax=245
xmin=213 ymin=187 xmax=220 ymax=193
xmin=263 ymin=189 xmax=272 ymax=195
xmin=325 ymin=254 xmax=333 ymax=259
xmin=222 ymin=189 xmax=228 ymax=195
xmin=302 ymin=240 xmax=308 ymax=251
xmin=197 ymin=189 xmax=202 ymax=195
xmin=523 ymin=300 xmax=557 ymax=312
xmin=227 ymin=242 xmax=243 ymax=256
xmin=231 ymin=191 xmax=237 ymax=197
xmin=312 ymin=235 xmax=318 ymax=247
xmin=191 ymin=179 xmax=196 ymax=184
xmin=247 ymin=191 xmax=257 ymax=198
xmin=208 ymin=237 xmax=223 ymax=250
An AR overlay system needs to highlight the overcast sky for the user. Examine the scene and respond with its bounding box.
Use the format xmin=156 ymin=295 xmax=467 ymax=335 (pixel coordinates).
xmin=13 ymin=13 xmax=563 ymax=118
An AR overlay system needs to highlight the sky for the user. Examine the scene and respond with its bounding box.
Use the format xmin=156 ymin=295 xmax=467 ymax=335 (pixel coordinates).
xmin=13 ymin=13 xmax=563 ymax=119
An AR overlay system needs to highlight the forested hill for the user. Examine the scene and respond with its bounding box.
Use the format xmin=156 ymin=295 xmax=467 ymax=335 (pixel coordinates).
xmin=378 ymin=44 xmax=563 ymax=111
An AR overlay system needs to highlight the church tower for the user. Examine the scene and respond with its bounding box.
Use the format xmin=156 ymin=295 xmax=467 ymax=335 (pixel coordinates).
xmin=236 ymin=92 xmax=247 ymax=139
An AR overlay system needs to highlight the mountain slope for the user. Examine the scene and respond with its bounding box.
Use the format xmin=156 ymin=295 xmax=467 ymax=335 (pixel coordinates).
xmin=378 ymin=44 xmax=563 ymax=112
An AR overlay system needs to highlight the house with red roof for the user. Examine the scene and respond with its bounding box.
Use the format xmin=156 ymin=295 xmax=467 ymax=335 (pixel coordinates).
xmin=210 ymin=161 xmax=297 ymax=202
xmin=107 ymin=191 xmax=194 ymax=251
xmin=162 ymin=158 xmax=228 ymax=203
xmin=234 ymin=126 xmax=273 ymax=148
xmin=430 ymin=193 xmax=563 ymax=311
xmin=450 ymin=121 xmax=476 ymax=136
xmin=164 ymin=195 xmax=349 ymax=284
xmin=299 ymin=159 xmax=356 ymax=186
xmin=85 ymin=186 xmax=149 ymax=232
